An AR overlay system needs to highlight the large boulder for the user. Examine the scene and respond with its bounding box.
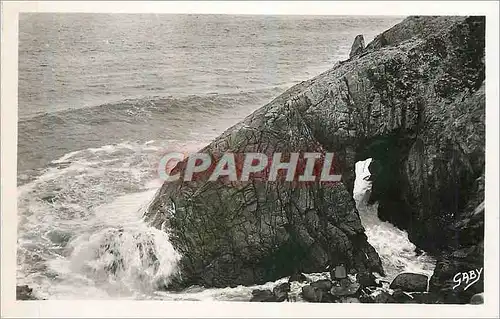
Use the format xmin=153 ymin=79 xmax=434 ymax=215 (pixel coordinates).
xmin=273 ymin=282 xmax=291 ymax=302
xmin=349 ymin=34 xmax=365 ymax=58
xmin=470 ymin=293 xmax=484 ymax=304
xmin=250 ymin=289 xmax=275 ymax=302
xmin=389 ymin=273 xmax=429 ymax=292
xmin=16 ymin=285 xmax=38 ymax=300
xmin=302 ymin=283 xmax=337 ymax=303
xmin=357 ymin=272 xmax=381 ymax=288
xmin=145 ymin=16 xmax=484 ymax=289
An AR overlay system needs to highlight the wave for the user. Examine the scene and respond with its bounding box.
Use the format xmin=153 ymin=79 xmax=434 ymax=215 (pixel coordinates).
xmin=18 ymin=88 xmax=286 ymax=123
xmin=17 ymin=88 xmax=285 ymax=177
xmin=17 ymin=141 xmax=188 ymax=299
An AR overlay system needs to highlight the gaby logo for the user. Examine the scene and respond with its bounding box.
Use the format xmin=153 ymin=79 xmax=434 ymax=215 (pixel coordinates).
xmin=452 ymin=268 xmax=483 ymax=291
xmin=157 ymin=152 xmax=342 ymax=184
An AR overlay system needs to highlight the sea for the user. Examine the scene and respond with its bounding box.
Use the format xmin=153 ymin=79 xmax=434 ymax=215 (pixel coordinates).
xmin=17 ymin=13 xmax=435 ymax=300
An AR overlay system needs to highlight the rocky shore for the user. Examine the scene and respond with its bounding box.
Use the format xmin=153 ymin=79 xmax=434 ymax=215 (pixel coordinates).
xmin=147 ymin=15 xmax=483 ymax=304
xmin=250 ymin=270 xmax=483 ymax=304
xmin=16 ymin=285 xmax=39 ymax=300
xmin=145 ymin=15 xmax=485 ymax=304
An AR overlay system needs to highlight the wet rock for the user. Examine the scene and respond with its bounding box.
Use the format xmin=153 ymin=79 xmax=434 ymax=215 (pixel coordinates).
xmin=470 ymin=293 xmax=484 ymax=304
xmin=16 ymin=285 xmax=37 ymax=300
xmin=300 ymin=279 xmax=336 ymax=302
xmin=358 ymin=295 xmax=373 ymax=303
xmin=358 ymin=289 xmax=375 ymax=303
xmin=250 ymin=289 xmax=276 ymax=302
xmin=349 ymin=34 xmax=365 ymax=58
xmin=341 ymin=297 xmax=361 ymax=303
xmin=357 ymin=287 xmax=398 ymax=304
xmin=273 ymin=282 xmax=291 ymax=302
xmin=410 ymin=292 xmax=440 ymax=304
xmin=322 ymin=294 xmax=338 ymax=303
xmin=358 ymin=287 xmax=380 ymax=303
xmin=250 ymin=284 xmax=291 ymax=302
xmin=301 ymin=285 xmax=321 ymax=302
xmin=301 ymin=285 xmax=337 ymax=303
xmin=311 ymin=279 xmax=333 ymax=291
xmin=331 ymin=264 xmax=347 ymax=280
xmin=391 ymin=289 xmax=414 ymax=303
xmin=331 ymin=279 xmax=360 ymax=297
xmin=357 ymin=272 xmax=380 ymax=288
xmin=390 ymin=273 xmax=428 ymax=292
xmin=373 ymin=291 xmax=396 ymax=303
xmin=339 ymin=278 xmax=352 ymax=287
xmin=288 ymin=272 xmax=307 ymax=283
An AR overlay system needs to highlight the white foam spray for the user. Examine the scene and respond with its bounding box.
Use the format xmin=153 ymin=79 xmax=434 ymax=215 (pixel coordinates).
xmin=353 ymin=158 xmax=435 ymax=281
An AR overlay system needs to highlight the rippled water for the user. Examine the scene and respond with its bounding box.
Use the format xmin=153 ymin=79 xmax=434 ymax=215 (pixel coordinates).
xmin=17 ymin=14 xmax=407 ymax=300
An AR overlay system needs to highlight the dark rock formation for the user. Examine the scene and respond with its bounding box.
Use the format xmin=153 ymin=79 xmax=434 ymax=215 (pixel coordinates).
xmin=250 ymin=289 xmax=276 ymax=302
xmin=331 ymin=280 xmax=360 ymax=297
xmin=16 ymin=285 xmax=38 ymax=300
xmin=288 ymin=272 xmax=307 ymax=283
xmin=470 ymin=292 xmax=484 ymax=304
xmin=301 ymin=285 xmax=322 ymax=302
xmin=310 ymin=279 xmax=333 ymax=291
xmin=358 ymin=287 xmax=393 ymax=303
xmin=429 ymin=175 xmax=484 ymax=303
xmin=145 ymin=15 xmax=485 ymax=290
xmin=349 ymin=35 xmax=365 ymax=58
xmin=391 ymin=289 xmax=414 ymax=303
xmin=390 ymin=273 xmax=429 ymax=292
xmin=409 ymin=292 xmax=440 ymax=304
xmin=330 ymin=264 xmax=348 ymax=280
xmin=250 ymin=283 xmax=292 ymax=302
xmin=301 ymin=284 xmax=337 ymax=303
xmin=273 ymin=282 xmax=291 ymax=302
xmin=372 ymin=291 xmax=396 ymax=303
xmin=357 ymin=272 xmax=380 ymax=288
xmin=341 ymin=297 xmax=361 ymax=303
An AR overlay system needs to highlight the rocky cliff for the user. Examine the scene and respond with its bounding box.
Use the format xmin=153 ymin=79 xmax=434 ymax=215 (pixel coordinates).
xmin=145 ymin=15 xmax=485 ymax=296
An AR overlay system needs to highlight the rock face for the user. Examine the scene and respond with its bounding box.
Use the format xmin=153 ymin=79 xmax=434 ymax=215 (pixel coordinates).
xmin=331 ymin=280 xmax=361 ymax=297
xmin=273 ymin=282 xmax=291 ymax=302
xmin=429 ymin=201 xmax=484 ymax=303
xmin=357 ymin=272 xmax=380 ymax=288
xmin=302 ymin=285 xmax=333 ymax=303
xmin=349 ymin=35 xmax=365 ymax=58
xmin=145 ymin=16 xmax=484 ymax=290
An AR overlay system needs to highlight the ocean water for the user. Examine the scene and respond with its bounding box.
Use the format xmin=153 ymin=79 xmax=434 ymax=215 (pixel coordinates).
xmin=16 ymin=13 xmax=421 ymax=300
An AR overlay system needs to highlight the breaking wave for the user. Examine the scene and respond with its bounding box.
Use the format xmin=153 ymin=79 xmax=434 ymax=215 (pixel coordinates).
xmin=17 ymin=141 xmax=187 ymax=299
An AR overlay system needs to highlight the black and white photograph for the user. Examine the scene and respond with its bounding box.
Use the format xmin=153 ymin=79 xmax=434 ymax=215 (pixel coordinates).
xmin=1 ymin=1 xmax=499 ymax=317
